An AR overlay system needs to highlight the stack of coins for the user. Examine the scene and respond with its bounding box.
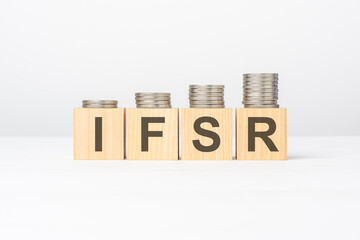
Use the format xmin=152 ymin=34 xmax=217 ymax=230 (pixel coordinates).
xmin=242 ymin=73 xmax=279 ymax=108
xmin=189 ymin=85 xmax=225 ymax=108
xmin=82 ymin=100 xmax=118 ymax=108
xmin=135 ymin=93 xmax=172 ymax=108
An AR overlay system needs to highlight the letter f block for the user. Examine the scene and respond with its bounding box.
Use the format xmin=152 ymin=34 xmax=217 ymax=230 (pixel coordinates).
xmin=126 ymin=108 xmax=179 ymax=160
xmin=181 ymin=108 xmax=232 ymax=160
xmin=236 ymin=108 xmax=287 ymax=160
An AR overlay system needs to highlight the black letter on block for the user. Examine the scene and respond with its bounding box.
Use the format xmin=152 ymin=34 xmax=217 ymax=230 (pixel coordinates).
xmin=95 ymin=117 xmax=102 ymax=152
xmin=193 ymin=116 xmax=220 ymax=152
xmin=141 ymin=117 xmax=165 ymax=151
xmin=248 ymin=117 xmax=278 ymax=152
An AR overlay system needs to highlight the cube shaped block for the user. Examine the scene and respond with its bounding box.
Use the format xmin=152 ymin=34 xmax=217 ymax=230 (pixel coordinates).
xmin=126 ymin=108 xmax=179 ymax=160
xmin=181 ymin=108 xmax=233 ymax=160
xmin=73 ymin=108 xmax=125 ymax=160
xmin=236 ymin=108 xmax=287 ymax=160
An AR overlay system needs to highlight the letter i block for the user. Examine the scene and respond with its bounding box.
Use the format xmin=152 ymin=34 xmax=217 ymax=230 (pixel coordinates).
xmin=73 ymin=108 xmax=126 ymax=160
xmin=126 ymin=108 xmax=179 ymax=160
xmin=181 ymin=108 xmax=233 ymax=160
xmin=236 ymin=108 xmax=287 ymax=160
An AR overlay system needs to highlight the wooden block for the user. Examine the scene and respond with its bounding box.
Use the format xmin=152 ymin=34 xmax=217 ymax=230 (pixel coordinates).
xmin=73 ymin=108 xmax=125 ymax=160
xmin=236 ymin=108 xmax=287 ymax=160
xmin=181 ymin=108 xmax=233 ymax=160
xmin=126 ymin=108 xmax=179 ymax=160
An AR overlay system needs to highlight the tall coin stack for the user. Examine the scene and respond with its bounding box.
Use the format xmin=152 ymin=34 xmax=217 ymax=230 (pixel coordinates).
xmin=135 ymin=93 xmax=172 ymax=108
xmin=82 ymin=100 xmax=118 ymax=108
xmin=189 ymin=85 xmax=225 ymax=108
xmin=242 ymin=73 xmax=279 ymax=108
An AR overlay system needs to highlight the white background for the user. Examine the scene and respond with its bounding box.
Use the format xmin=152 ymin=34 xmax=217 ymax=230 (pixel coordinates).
xmin=1 ymin=0 xmax=360 ymax=136
xmin=1 ymin=2 xmax=360 ymax=239
xmin=1 ymin=136 xmax=360 ymax=239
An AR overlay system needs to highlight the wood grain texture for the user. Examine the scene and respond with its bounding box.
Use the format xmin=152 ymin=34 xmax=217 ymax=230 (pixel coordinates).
xmin=236 ymin=108 xmax=287 ymax=160
xmin=73 ymin=108 xmax=125 ymax=160
xmin=181 ymin=108 xmax=233 ymax=160
xmin=126 ymin=108 xmax=179 ymax=160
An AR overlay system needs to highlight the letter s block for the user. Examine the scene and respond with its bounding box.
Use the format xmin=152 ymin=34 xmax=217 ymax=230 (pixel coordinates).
xmin=126 ymin=108 xmax=179 ymax=160
xmin=73 ymin=108 xmax=125 ymax=160
xmin=181 ymin=108 xmax=232 ymax=160
xmin=236 ymin=108 xmax=287 ymax=160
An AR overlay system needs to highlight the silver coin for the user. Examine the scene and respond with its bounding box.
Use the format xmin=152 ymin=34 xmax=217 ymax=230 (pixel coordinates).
xmin=244 ymin=97 xmax=278 ymax=101
xmin=136 ymin=94 xmax=171 ymax=98
xmin=190 ymin=89 xmax=224 ymax=93
xmin=137 ymin=101 xmax=171 ymax=105
xmin=243 ymin=77 xmax=278 ymax=81
xmin=189 ymin=91 xmax=224 ymax=94
xmin=83 ymin=104 xmax=117 ymax=108
xmin=244 ymin=79 xmax=278 ymax=83
xmin=244 ymin=103 xmax=279 ymax=107
xmin=189 ymin=85 xmax=224 ymax=88
xmin=243 ymin=100 xmax=278 ymax=104
xmin=136 ymin=96 xmax=171 ymax=100
xmin=243 ymin=97 xmax=278 ymax=101
xmin=244 ymin=93 xmax=278 ymax=96
xmin=244 ymin=82 xmax=278 ymax=85
xmin=243 ymin=82 xmax=278 ymax=85
xmin=244 ymin=95 xmax=278 ymax=99
xmin=189 ymin=93 xmax=224 ymax=97
xmin=243 ymin=81 xmax=278 ymax=84
xmin=243 ymin=78 xmax=278 ymax=82
xmin=189 ymin=96 xmax=224 ymax=101
xmin=244 ymin=90 xmax=278 ymax=93
xmin=245 ymin=102 xmax=279 ymax=105
xmin=244 ymin=96 xmax=278 ymax=100
xmin=244 ymin=92 xmax=278 ymax=95
xmin=244 ymin=78 xmax=278 ymax=81
xmin=190 ymin=105 xmax=225 ymax=108
xmin=243 ymin=73 xmax=278 ymax=78
xmin=137 ymin=105 xmax=172 ymax=108
xmin=82 ymin=102 xmax=117 ymax=105
xmin=243 ymin=73 xmax=278 ymax=76
xmin=244 ymin=88 xmax=278 ymax=92
xmin=136 ymin=98 xmax=171 ymax=101
xmin=190 ymin=100 xmax=225 ymax=105
xmin=243 ymin=73 xmax=279 ymax=108
xmin=83 ymin=100 xmax=118 ymax=104
xmin=135 ymin=93 xmax=171 ymax=96
xmin=83 ymin=102 xmax=118 ymax=104
xmin=244 ymin=94 xmax=278 ymax=97
xmin=244 ymin=91 xmax=278 ymax=94
xmin=243 ymin=87 xmax=278 ymax=91
xmin=244 ymin=79 xmax=278 ymax=82
xmin=244 ymin=104 xmax=279 ymax=108
xmin=243 ymin=88 xmax=279 ymax=93
xmin=82 ymin=105 xmax=118 ymax=107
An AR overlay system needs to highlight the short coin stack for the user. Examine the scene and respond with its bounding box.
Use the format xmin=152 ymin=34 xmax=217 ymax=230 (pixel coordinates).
xmin=82 ymin=100 xmax=118 ymax=108
xmin=242 ymin=73 xmax=279 ymax=108
xmin=189 ymin=85 xmax=225 ymax=108
xmin=135 ymin=93 xmax=172 ymax=108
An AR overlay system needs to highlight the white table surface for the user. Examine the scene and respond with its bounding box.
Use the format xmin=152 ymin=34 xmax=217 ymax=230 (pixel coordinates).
xmin=0 ymin=136 xmax=360 ymax=240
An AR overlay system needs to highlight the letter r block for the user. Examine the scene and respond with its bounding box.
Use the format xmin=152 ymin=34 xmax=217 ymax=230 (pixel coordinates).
xmin=126 ymin=108 xmax=179 ymax=160
xmin=73 ymin=108 xmax=126 ymax=160
xmin=181 ymin=108 xmax=233 ymax=160
xmin=236 ymin=108 xmax=287 ymax=160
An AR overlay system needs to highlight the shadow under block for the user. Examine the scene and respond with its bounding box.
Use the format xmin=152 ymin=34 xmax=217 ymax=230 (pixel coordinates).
xmin=126 ymin=108 xmax=179 ymax=160
xmin=73 ymin=108 xmax=125 ymax=160
xmin=236 ymin=108 xmax=287 ymax=160
xmin=181 ymin=108 xmax=233 ymax=160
